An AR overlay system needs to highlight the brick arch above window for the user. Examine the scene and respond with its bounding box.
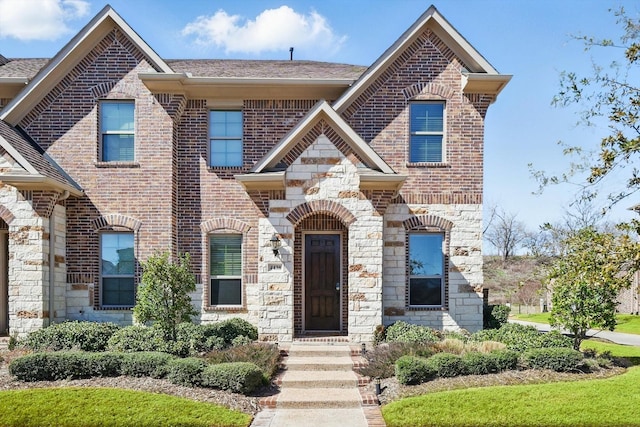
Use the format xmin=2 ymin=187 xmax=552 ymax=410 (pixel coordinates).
xmin=0 ymin=206 xmax=15 ymax=225
xmin=286 ymin=200 xmax=357 ymax=227
xmin=91 ymin=214 xmax=141 ymax=232
xmin=200 ymin=217 xmax=251 ymax=234
xmin=403 ymin=215 xmax=453 ymax=232
xmin=403 ymin=82 xmax=455 ymax=100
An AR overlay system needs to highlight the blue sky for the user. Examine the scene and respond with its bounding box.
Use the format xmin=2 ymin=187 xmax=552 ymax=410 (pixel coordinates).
xmin=1 ymin=0 xmax=639 ymax=232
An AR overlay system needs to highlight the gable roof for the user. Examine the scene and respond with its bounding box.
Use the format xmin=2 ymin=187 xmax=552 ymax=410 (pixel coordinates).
xmin=0 ymin=5 xmax=172 ymax=125
xmin=0 ymin=120 xmax=82 ymax=195
xmin=333 ymin=5 xmax=511 ymax=112
xmin=236 ymin=100 xmax=406 ymax=191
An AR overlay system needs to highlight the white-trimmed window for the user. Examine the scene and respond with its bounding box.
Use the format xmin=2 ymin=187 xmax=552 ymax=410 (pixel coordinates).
xmin=100 ymin=232 xmax=135 ymax=307
xmin=210 ymin=234 xmax=242 ymax=305
xmin=100 ymin=101 xmax=135 ymax=162
xmin=408 ymin=233 xmax=444 ymax=307
xmin=209 ymin=110 xmax=243 ymax=167
xmin=409 ymin=102 xmax=444 ymax=163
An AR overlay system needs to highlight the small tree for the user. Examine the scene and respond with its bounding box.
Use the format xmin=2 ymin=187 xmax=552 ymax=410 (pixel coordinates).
xmin=484 ymin=207 xmax=528 ymax=261
xmin=133 ymin=251 xmax=197 ymax=341
xmin=546 ymin=226 xmax=640 ymax=350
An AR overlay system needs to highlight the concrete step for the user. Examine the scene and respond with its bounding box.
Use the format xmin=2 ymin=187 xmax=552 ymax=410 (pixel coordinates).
xmin=287 ymin=344 xmax=352 ymax=358
xmin=276 ymin=387 xmax=363 ymax=409
xmin=285 ymin=355 xmax=353 ymax=371
xmin=280 ymin=369 xmax=358 ymax=388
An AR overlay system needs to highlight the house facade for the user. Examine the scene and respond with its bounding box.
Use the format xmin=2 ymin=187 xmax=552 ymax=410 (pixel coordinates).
xmin=0 ymin=5 xmax=510 ymax=341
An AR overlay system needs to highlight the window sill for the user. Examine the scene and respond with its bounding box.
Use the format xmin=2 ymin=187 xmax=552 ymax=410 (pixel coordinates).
xmin=95 ymin=161 xmax=140 ymax=168
xmin=406 ymin=162 xmax=450 ymax=168
xmin=406 ymin=305 xmax=448 ymax=311
xmin=96 ymin=306 xmax=133 ymax=311
xmin=205 ymin=305 xmax=246 ymax=313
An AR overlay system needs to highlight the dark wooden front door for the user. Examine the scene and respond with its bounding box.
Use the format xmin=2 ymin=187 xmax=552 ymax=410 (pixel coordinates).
xmin=305 ymin=234 xmax=340 ymax=331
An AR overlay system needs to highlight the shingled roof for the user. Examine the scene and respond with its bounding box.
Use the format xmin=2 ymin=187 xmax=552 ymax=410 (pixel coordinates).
xmin=0 ymin=58 xmax=49 ymax=79
xmin=0 ymin=120 xmax=82 ymax=194
xmin=0 ymin=57 xmax=365 ymax=80
xmin=166 ymin=59 xmax=366 ymax=79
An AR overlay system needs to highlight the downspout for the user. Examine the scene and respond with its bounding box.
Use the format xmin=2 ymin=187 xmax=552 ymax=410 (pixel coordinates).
xmin=48 ymin=190 xmax=70 ymax=326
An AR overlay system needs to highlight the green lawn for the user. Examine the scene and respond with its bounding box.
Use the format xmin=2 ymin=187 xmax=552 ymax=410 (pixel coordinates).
xmin=512 ymin=313 xmax=640 ymax=335
xmin=383 ymin=365 xmax=640 ymax=427
xmin=0 ymin=387 xmax=252 ymax=427
xmin=383 ymin=341 xmax=640 ymax=427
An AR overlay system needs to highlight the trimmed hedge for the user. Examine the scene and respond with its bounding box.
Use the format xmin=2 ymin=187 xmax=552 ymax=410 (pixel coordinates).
xmin=204 ymin=343 xmax=280 ymax=380
xmin=9 ymin=351 xmax=124 ymax=381
xmin=490 ymin=349 xmax=520 ymax=372
xmin=106 ymin=319 xmax=257 ymax=356
xmin=21 ymin=321 xmax=121 ymax=352
xmin=385 ymin=321 xmax=440 ymax=344
xmin=395 ymin=355 xmax=435 ymax=385
xmin=472 ymin=323 xmax=572 ymax=352
xmin=107 ymin=325 xmax=169 ymax=353
xmin=462 ymin=352 xmax=498 ymax=375
xmin=522 ymin=347 xmax=584 ymax=372
xmin=167 ymin=357 xmax=206 ymax=387
xmin=202 ymin=362 xmax=264 ymax=394
xmin=425 ymin=353 xmax=466 ymax=378
xmin=120 ymin=352 xmax=174 ymax=378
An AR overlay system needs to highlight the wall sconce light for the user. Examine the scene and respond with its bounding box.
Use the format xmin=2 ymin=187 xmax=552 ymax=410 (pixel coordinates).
xmin=270 ymin=234 xmax=281 ymax=255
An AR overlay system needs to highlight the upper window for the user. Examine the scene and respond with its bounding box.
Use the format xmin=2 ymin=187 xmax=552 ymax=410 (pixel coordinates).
xmin=409 ymin=102 xmax=444 ymax=163
xmin=209 ymin=111 xmax=243 ymax=167
xmin=100 ymin=232 xmax=135 ymax=307
xmin=100 ymin=101 xmax=134 ymax=162
xmin=210 ymin=234 xmax=242 ymax=306
xmin=408 ymin=233 xmax=444 ymax=307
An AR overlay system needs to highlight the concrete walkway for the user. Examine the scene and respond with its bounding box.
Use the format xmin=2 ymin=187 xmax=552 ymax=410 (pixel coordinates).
xmin=250 ymin=341 xmax=384 ymax=427
xmin=510 ymin=320 xmax=640 ymax=347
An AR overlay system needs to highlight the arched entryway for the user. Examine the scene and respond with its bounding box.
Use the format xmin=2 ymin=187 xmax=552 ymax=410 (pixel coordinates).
xmin=293 ymin=213 xmax=349 ymax=337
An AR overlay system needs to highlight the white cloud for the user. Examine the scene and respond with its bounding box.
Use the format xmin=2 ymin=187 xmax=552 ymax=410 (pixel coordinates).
xmin=0 ymin=0 xmax=90 ymax=41
xmin=181 ymin=5 xmax=346 ymax=57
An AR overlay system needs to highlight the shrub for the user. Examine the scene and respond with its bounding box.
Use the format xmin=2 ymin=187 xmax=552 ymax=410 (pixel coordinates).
xmin=87 ymin=352 xmax=124 ymax=377
xmin=21 ymin=321 xmax=121 ymax=352
xmin=484 ymin=304 xmax=511 ymax=329
xmin=360 ymin=342 xmax=434 ymax=379
xmin=204 ymin=343 xmax=280 ymax=380
xmin=462 ymin=351 xmax=498 ymax=375
xmin=395 ymin=355 xmax=435 ymax=385
xmin=202 ymin=362 xmax=264 ymax=394
xmin=521 ymin=347 xmax=584 ymax=372
xmin=9 ymin=351 xmax=119 ymax=381
xmin=472 ymin=323 xmax=572 ymax=352
xmin=209 ymin=318 xmax=258 ymax=345
xmin=489 ymin=349 xmax=520 ymax=372
xmin=425 ymin=353 xmax=465 ymax=378
xmin=373 ymin=324 xmax=386 ymax=345
xmin=167 ymin=357 xmax=206 ymax=387
xmin=107 ymin=325 xmax=169 ymax=353
xmin=120 ymin=352 xmax=174 ymax=378
xmin=384 ymin=321 xmax=440 ymax=344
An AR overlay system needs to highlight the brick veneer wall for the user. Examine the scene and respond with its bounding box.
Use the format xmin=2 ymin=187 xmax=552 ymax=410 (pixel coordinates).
xmin=343 ymin=28 xmax=490 ymax=205
xmin=16 ymin=29 xmax=175 ymax=321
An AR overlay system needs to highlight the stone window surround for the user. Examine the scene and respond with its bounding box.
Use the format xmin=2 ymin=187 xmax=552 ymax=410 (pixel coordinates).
xmin=403 ymin=214 xmax=453 ymax=311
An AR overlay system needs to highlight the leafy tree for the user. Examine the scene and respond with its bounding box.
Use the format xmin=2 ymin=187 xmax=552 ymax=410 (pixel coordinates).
xmin=133 ymin=251 xmax=197 ymax=341
xmin=546 ymin=226 xmax=640 ymax=350
xmin=531 ymin=8 xmax=640 ymax=210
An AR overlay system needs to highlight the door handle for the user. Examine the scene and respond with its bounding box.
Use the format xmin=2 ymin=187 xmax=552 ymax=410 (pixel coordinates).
xmin=335 ymin=282 xmax=340 ymax=292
